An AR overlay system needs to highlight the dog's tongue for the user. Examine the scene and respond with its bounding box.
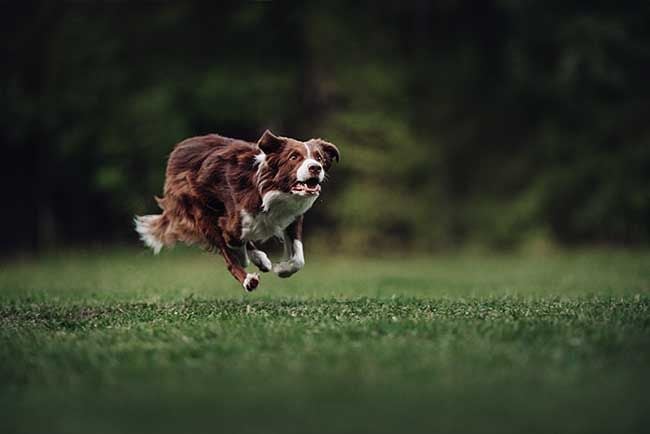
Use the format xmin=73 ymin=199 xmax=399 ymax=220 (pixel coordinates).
xmin=293 ymin=181 xmax=321 ymax=193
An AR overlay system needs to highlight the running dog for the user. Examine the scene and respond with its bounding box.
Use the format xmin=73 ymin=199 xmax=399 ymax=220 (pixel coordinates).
xmin=135 ymin=130 xmax=340 ymax=291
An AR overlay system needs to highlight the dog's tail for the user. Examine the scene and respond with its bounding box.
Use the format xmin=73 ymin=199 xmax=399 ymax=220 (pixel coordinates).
xmin=134 ymin=214 xmax=170 ymax=254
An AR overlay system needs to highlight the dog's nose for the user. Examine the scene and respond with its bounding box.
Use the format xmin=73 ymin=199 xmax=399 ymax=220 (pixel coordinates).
xmin=308 ymin=164 xmax=322 ymax=175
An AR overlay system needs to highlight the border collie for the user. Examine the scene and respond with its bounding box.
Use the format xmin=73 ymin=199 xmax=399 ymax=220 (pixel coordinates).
xmin=135 ymin=130 xmax=340 ymax=291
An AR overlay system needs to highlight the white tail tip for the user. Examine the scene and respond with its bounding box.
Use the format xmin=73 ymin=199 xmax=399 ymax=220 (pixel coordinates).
xmin=134 ymin=215 xmax=163 ymax=254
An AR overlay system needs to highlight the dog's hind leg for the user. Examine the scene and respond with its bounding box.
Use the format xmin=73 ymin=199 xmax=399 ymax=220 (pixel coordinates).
xmin=213 ymin=215 xmax=259 ymax=290
xmin=215 ymin=233 xmax=260 ymax=292
xmin=247 ymin=242 xmax=272 ymax=273
xmin=227 ymin=243 xmax=250 ymax=268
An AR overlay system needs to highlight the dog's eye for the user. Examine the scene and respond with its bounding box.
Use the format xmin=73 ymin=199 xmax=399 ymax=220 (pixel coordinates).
xmin=289 ymin=153 xmax=298 ymax=161
xmin=316 ymin=154 xmax=322 ymax=162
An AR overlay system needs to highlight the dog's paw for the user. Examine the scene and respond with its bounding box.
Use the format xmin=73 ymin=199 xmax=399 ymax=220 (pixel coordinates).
xmin=242 ymin=273 xmax=260 ymax=292
xmin=272 ymin=260 xmax=303 ymax=278
xmin=249 ymin=249 xmax=272 ymax=273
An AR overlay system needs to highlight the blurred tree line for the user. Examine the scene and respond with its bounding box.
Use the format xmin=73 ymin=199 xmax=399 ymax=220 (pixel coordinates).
xmin=3 ymin=1 xmax=649 ymax=254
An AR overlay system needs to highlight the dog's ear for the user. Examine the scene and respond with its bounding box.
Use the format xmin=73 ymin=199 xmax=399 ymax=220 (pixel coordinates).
xmin=257 ymin=129 xmax=285 ymax=154
xmin=320 ymin=140 xmax=340 ymax=164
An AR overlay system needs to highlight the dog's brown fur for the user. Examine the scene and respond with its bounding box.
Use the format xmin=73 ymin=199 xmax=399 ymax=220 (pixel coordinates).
xmin=135 ymin=130 xmax=339 ymax=291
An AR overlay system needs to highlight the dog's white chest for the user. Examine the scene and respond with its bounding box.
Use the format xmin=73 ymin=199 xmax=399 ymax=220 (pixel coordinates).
xmin=240 ymin=191 xmax=317 ymax=241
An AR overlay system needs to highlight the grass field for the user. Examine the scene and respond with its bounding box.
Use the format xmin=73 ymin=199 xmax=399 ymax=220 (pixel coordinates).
xmin=1 ymin=248 xmax=649 ymax=434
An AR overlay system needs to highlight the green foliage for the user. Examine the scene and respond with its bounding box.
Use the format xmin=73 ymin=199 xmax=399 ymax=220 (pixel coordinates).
xmin=3 ymin=2 xmax=649 ymax=252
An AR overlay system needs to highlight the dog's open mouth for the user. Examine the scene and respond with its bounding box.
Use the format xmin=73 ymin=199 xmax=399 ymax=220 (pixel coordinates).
xmin=292 ymin=177 xmax=321 ymax=195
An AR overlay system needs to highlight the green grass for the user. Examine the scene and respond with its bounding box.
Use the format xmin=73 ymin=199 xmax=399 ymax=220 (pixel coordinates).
xmin=1 ymin=249 xmax=649 ymax=434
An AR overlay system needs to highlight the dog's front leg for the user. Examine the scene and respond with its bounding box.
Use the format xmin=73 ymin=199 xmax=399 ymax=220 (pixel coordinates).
xmin=247 ymin=241 xmax=272 ymax=273
xmin=273 ymin=216 xmax=305 ymax=278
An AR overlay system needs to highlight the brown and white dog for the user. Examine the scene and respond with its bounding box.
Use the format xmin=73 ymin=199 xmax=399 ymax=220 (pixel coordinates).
xmin=134 ymin=130 xmax=340 ymax=291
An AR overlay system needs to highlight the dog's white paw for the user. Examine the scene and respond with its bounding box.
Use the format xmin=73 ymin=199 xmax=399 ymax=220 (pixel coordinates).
xmin=273 ymin=260 xmax=303 ymax=278
xmin=242 ymin=273 xmax=260 ymax=292
xmin=249 ymin=249 xmax=272 ymax=273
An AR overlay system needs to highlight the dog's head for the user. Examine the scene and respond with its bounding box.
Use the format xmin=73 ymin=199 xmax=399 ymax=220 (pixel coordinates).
xmin=255 ymin=130 xmax=340 ymax=197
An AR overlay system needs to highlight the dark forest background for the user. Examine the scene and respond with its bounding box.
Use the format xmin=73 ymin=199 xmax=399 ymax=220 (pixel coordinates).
xmin=3 ymin=1 xmax=649 ymax=254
